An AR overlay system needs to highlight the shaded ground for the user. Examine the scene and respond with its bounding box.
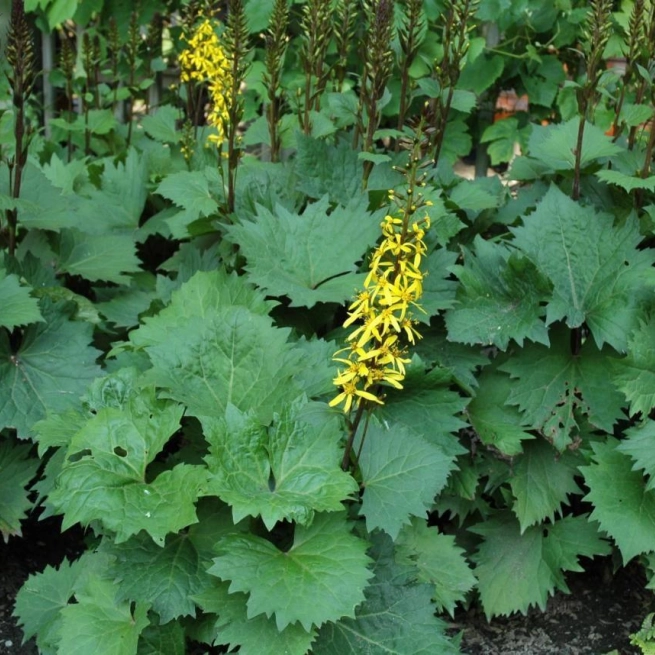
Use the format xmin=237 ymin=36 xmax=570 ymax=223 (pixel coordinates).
xmin=456 ymin=559 xmax=652 ymax=655
xmin=1 ymin=516 xmax=653 ymax=655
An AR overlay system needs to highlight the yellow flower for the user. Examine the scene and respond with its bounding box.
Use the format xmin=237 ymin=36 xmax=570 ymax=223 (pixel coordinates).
xmin=179 ymin=18 xmax=233 ymax=148
xmin=331 ymin=208 xmax=430 ymax=413
xmin=329 ymin=381 xmax=383 ymax=413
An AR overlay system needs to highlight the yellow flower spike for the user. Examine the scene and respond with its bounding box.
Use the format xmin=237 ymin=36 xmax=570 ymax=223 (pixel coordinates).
xmin=331 ymin=136 xmax=431 ymax=414
xmin=179 ymin=17 xmax=234 ymax=149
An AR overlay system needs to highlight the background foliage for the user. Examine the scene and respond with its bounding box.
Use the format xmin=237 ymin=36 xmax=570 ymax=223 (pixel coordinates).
xmin=1 ymin=0 xmax=655 ymax=653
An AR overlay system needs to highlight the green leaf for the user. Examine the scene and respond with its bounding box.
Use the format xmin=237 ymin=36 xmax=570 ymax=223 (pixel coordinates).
xmin=467 ymin=367 xmax=535 ymax=457
xmin=294 ymin=136 xmax=363 ymax=203
xmin=582 ymin=438 xmax=655 ymax=562
xmin=419 ymin=248 xmax=458 ymax=319
xmin=56 ymin=228 xmax=141 ymax=284
xmin=499 ymin=329 xmax=625 ymax=450
xmin=358 ymin=151 xmax=392 ymax=164
xmin=138 ymin=621 xmax=186 ymax=655
xmin=358 ymin=419 xmax=455 ymax=539
xmin=202 ymin=399 xmax=357 ymax=529
xmin=194 ymin=581 xmax=317 ymax=655
xmin=472 ymin=512 xmax=609 ymax=617
xmin=8 ymin=162 xmax=85 ymax=231
xmin=58 ymin=576 xmax=150 ymax=655
xmin=49 ymin=392 xmax=205 ymax=545
xmin=0 ymin=437 xmax=39 ymax=540
xmin=481 ymin=118 xmax=525 ymax=166
xmin=395 ymin=518 xmax=476 ymax=616
xmin=96 ymin=288 xmax=154 ymax=328
xmin=511 ymin=185 xmax=654 ymax=351
xmin=313 ymin=534 xmax=459 ymax=654
xmin=208 ymin=512 xmax=373 ymax=631
xmin=227 ymin=195 xmax=379 ymax=308
xmin=510 ymin=439 xmax=581 ymax=532
xmin=14 ymin=558 xmax=82 ymax=648
xmin=0 ymin=301 xmax=102 ymax=438
xmin=141 ymin=105 xmax=182 ymax=143
xmin=0 ymin=269 xmax=43 ymax=329
xmin=379 ymin=367 xmax=468 ymax=457
xmin=596 ymin=169 xmax=655 ymax=193
xmin=47 ymin=0 xmax=79 ymax=28
xmin=145 ymin=304 xmax=300 ymax=423
xmin=108 ymin=532 xmax=207 ymax=623
xmin=129 ymin=269 xmax=273 ymax=350
xmin=617 ymin=422 xmax=655 ymax=491
xmin=612 ymin=319 xmax=655 ymax=417
xmin=446 ymin=237 xmax=550 ymax=349
xmin=85 ymin=148 xmax=148 ymax=231
xmin=528 ymin=119 xmax=622 ymax=171
xmin=156 ymin=168 xmax=220 ymax=238
xmin=449 ymin=178 xmax=503 ymax=212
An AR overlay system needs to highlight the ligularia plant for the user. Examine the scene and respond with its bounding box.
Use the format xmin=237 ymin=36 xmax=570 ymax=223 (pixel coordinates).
xmin=331 ymin=132 xmax=432 ymax=467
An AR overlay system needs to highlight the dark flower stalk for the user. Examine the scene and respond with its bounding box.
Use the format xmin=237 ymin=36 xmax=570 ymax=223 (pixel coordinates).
xmin=609 ymin=0 xmax=646 ymax=142
xmin=263 ymin=0 xmax=289 ymax=163
xmin=82 ymin=32 xmax=93 ymax=156
xmin=108 ymin=17 xmax=121 ymax=113
xmin=299 ymin=0 xmax=333 ymax=135
xmin=430 ymin=0 xmax=477 ymax=166
xmin=4 ymin=0 xmax=35 ymax=256
xmin=59 ymin=33 xmax=76 ymax=161
xmin=570 ymin=0 xmax=612 ymax=356
xmin=333 ymin=0 xmax=358 ymax=92
xmin=628 ymin=2 xmax=655 ymax=150
xmin=359 ymin=0 xmax=395 ymax=185
xmin=572 ymin=0 xmax=612 ymax=202
xmin=396 ymin=0 xmax=425 ymax=149
xmin=125 ymin=10 xmax=140 ymax=148
xmin=223 ymin=0 xmax=251 ymax=214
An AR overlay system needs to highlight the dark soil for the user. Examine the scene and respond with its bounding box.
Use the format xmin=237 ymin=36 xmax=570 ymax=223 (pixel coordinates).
xmin=0 ymin=515 xmax=84 ymax=655
xmin=456 ymin=558 xmax=653 ymax=654
xmin=1 ymin=517 xmax=653 ymax=655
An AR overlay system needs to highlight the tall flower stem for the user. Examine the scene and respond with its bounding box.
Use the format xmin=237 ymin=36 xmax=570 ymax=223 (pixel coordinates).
xmin=4 ymin=0 xmax=34 ymax=257
xmin=224 ymin=0 xmax=250 ymax=214
xmin=299 ymin=0 xmax=333 ymax=135
xmin=359 ymin=0 xmax=394 ymax=185
xmin=430 ymin=0 xmax=476 ymax=166
xmin=332 ymin=129 xmax=430 ymax=473
xmin=572 ymin=0 xmax=612 ymax=203
xmin=396 ymin=0 xmax=425 ymax=150
xmin=263 ymin=0 xmax=289 ymax=163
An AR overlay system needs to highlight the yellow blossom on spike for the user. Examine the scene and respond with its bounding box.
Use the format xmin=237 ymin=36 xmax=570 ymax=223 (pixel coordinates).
xmin=179 ymin=18 xmax=233 ymax=148
xmin=330 ymin=197 xmax=431 ymax=413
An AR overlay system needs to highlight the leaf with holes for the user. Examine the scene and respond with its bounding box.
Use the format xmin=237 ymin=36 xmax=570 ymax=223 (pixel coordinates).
xmin=48 ymin=391 xmax=205 ymax=544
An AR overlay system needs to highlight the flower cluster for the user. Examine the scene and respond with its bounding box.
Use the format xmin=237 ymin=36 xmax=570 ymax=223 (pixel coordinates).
xmin=179 ymin=18 xmax=233 ymax=147
xmin=330 ymin=204 xmax=430 ymax=413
